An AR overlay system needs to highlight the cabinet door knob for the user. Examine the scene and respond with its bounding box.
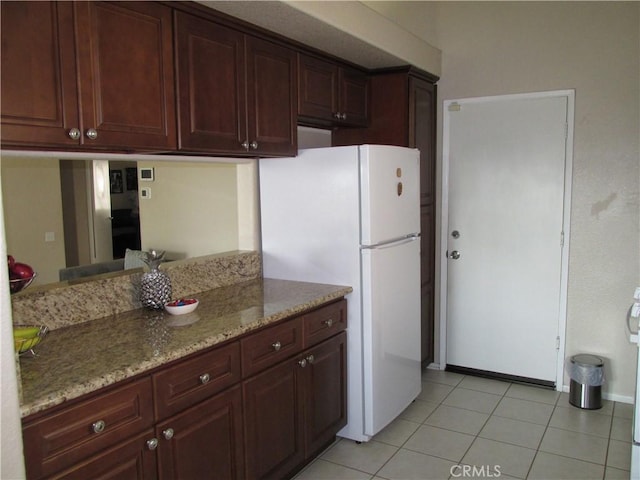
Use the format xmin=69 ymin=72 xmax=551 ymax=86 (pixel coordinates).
xmin=340 ymin=113 xmax=347 ymax=120
xmin=272 ymin=341 xmax=281 ymax=351
xmin=146 ymin=438 xmax=159 ymax=450
xmin=298 ymin=358 xmax=307 ymax=368
xmin=68 ymin=128 xmax=81 ymax=140
xmin=91 ymin=420 xmax=106 ymax=433
xmin=241 ymin=140 xmax=249 ymax=150
xmin=333 ymin=112 xmax=341 ymax=120
xmin=323 ymin=319 xmax=334 ymax=328
xmin=306 ymin=354 xmax=315 ymax=364
xmin=199 ymin=373 xmax=210 ymax=384
xmin=85 ymin=128 xmax=98 ymax=140
xmin=162 ymin=428 xmax=174 ymax=440
xmin=250 ymin=141 xmax=258 ymax=150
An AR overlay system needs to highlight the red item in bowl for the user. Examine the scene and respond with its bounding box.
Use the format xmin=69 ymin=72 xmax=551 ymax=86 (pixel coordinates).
xmin=167 ymin=298 xmax=197 ymax=307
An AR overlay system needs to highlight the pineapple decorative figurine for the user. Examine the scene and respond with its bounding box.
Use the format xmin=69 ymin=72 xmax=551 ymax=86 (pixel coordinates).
xmin=140 ymin=250 xmax=172 ymax=309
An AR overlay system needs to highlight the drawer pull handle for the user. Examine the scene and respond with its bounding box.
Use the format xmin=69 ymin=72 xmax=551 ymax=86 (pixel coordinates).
xmin=306 ymin=354 xmax=315 ymax=364
xmin=323 ymin=319 xmax=334 ymax=328
xmin=92 ymin=420 xmax=106 ymax=434
xmin=298 ymin=358 xmax=307 ymax=368
xmin=199 ymin=373 xmax=210 ymax=384
xmin=147 ymin=438 xmax=159 ymax=450
xmin=163 ymin=428 xmax=174 ymax=440
xmin=272 ymin=341 xmax=282 ymax=351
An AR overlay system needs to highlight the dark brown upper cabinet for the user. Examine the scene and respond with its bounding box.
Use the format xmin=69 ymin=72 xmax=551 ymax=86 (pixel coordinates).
xmin=174 ymin=11 xmax=297 ymax=157
xmin=1 ymin=1 xmax=176 ymax=152
xmin=298 ymin=54 xmax=369 ymax=128
xmin=1 ymin=2 xmax=79 ymax=148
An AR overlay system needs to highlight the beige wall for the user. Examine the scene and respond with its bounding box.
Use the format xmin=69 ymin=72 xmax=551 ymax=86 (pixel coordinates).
xmin=1 ymin=157 xmax=67 ymax=285
xmin=138 ymin=161 xmax=239 ymax=259
xmin=368 ymin=1 xmax=640 ymax=399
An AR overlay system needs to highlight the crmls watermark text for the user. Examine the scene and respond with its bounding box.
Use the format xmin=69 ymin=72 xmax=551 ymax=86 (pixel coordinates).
xmin=450 ymin=465 xmax=502 ymax=478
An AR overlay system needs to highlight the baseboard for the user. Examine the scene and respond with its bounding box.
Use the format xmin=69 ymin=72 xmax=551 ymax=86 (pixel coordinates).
xmin=561 ymin=384 xmax=635 ymax=404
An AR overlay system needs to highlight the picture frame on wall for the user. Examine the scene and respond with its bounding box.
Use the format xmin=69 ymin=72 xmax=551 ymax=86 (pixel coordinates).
xmin=126 ymin=167 xmax=138 ymax=191
xmin=109 ymin=170 xmax=123 ymax=194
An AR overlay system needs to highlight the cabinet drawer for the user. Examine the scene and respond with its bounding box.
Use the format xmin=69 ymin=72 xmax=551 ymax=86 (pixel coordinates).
xmin=22 ymin=377 xmax=154 ymax=480
xmin=153 ymin=341 xmax=241 ymax=420
xmin=45 ymin=429 xmax=157 ymax=480
xmin=303 ymin=299 xmax=347 ymax=347
xmin=241 ymin=317 xmax=303 ymax=377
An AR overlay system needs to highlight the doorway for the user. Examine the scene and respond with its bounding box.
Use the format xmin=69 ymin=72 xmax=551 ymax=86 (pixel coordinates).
xmin=440 ymin=91 xmax=574 ymax=387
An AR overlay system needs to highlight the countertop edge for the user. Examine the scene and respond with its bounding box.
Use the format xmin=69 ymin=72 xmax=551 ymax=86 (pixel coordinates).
xmin=20 ymin=285 xmax=352 ymax=418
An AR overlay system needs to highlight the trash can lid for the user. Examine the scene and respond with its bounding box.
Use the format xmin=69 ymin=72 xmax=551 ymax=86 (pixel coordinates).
xmin=571 ymin=354 xmax=604 ymax=367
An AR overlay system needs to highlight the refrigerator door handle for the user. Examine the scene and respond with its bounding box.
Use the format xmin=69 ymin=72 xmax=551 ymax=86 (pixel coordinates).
xmin=361 ymin=234 xmax=420 ymax=250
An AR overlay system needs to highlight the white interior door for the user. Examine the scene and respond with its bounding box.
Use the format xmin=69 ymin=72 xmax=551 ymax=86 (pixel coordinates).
xmin=89 ymin=160 xmax=114 ymax=263
xmin=444 ymin=93 xmax=571 ymax=384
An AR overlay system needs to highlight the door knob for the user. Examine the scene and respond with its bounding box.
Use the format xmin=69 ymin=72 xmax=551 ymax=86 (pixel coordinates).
xmin=449 ymin=250 xmax=461 ymax=260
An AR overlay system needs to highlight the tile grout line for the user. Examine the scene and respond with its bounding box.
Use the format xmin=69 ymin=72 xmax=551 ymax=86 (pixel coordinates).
xmin=523 ymin=384 xmax=563 ymax=479
xmin=452 ymin=379 xmax=520 ymax=479
xmin=300 ymin=373 xmax=630 ymax=480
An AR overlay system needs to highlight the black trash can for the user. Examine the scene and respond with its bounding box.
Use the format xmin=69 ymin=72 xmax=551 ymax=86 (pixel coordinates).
xmin=568 ymin=354 xmax=604 ymax=409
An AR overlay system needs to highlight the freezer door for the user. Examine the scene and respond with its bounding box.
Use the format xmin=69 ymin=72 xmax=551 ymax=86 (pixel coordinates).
xmin=361 ymin=236 xmax=422 ymax=436
xmin=360 ymin=145 xmax=420 ymax=245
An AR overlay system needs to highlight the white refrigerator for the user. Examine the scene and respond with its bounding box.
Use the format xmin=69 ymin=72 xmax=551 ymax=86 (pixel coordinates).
xmin=259 ymin=145 xmax=422 ymax=442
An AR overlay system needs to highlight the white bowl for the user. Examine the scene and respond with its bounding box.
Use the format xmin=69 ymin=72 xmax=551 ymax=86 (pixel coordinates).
xmin=164 ymin=298 xmax=199 ymax=315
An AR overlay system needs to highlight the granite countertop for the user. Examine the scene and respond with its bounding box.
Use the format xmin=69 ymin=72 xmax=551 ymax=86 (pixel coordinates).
xmin=19 ymin=278 xmax=352 ymax=418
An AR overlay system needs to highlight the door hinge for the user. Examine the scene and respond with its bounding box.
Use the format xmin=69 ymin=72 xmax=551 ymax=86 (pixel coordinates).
xmin=560 ymin=231 xmax=564 ymax=246
xmin=556 ymin=336 xmax=560 ymax=351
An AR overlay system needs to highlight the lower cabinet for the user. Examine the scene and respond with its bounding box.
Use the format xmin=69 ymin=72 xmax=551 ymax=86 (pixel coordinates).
xmin=22 ymin=378 xmax=155 ymax=480
xmin=47 ymin=431 xmax=158 ymax=480
xmin=21 ymin=299 xmax=347 ymax=480
xmin=302 ymin=332 xmax=347 ymax=456
xmin=243 ymin=331 xmax=347 ymax=480
xmin=243 ymin=355 xmax=304 ymax=479
xmin=156 ymin=386 xmax=244 ymax=480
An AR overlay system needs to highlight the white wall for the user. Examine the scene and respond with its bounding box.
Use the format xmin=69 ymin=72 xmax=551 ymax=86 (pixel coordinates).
xmin=367 ymin=1 xmax=640 ymax=399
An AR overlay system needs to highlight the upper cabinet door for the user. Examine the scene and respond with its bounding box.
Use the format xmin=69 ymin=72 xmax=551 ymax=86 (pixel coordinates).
xmin=0 ymin=1 xmax=80 ymax=148
xmin=298 ymin=54 xmax=339 ymax=123
xmin=338 ymin=66 xmax=369 ymax=127
xmin=75 ymin=1 xmax=176 ymax=151
xmin=174 ymin=12 xmax=247 ymax=154
xmin=246 ymin=36 xmax=297 ymax=157
xmin=298 ymin=54 xmax=369 ymax=128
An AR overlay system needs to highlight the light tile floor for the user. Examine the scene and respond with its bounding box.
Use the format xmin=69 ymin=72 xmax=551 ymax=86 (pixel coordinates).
xmin=294 ymin=369 xmax=634 ymax=480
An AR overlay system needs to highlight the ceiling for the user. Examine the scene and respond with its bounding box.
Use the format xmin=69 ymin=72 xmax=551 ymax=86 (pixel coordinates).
xmin=197 ymin=1 xmax=420 ymax=70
